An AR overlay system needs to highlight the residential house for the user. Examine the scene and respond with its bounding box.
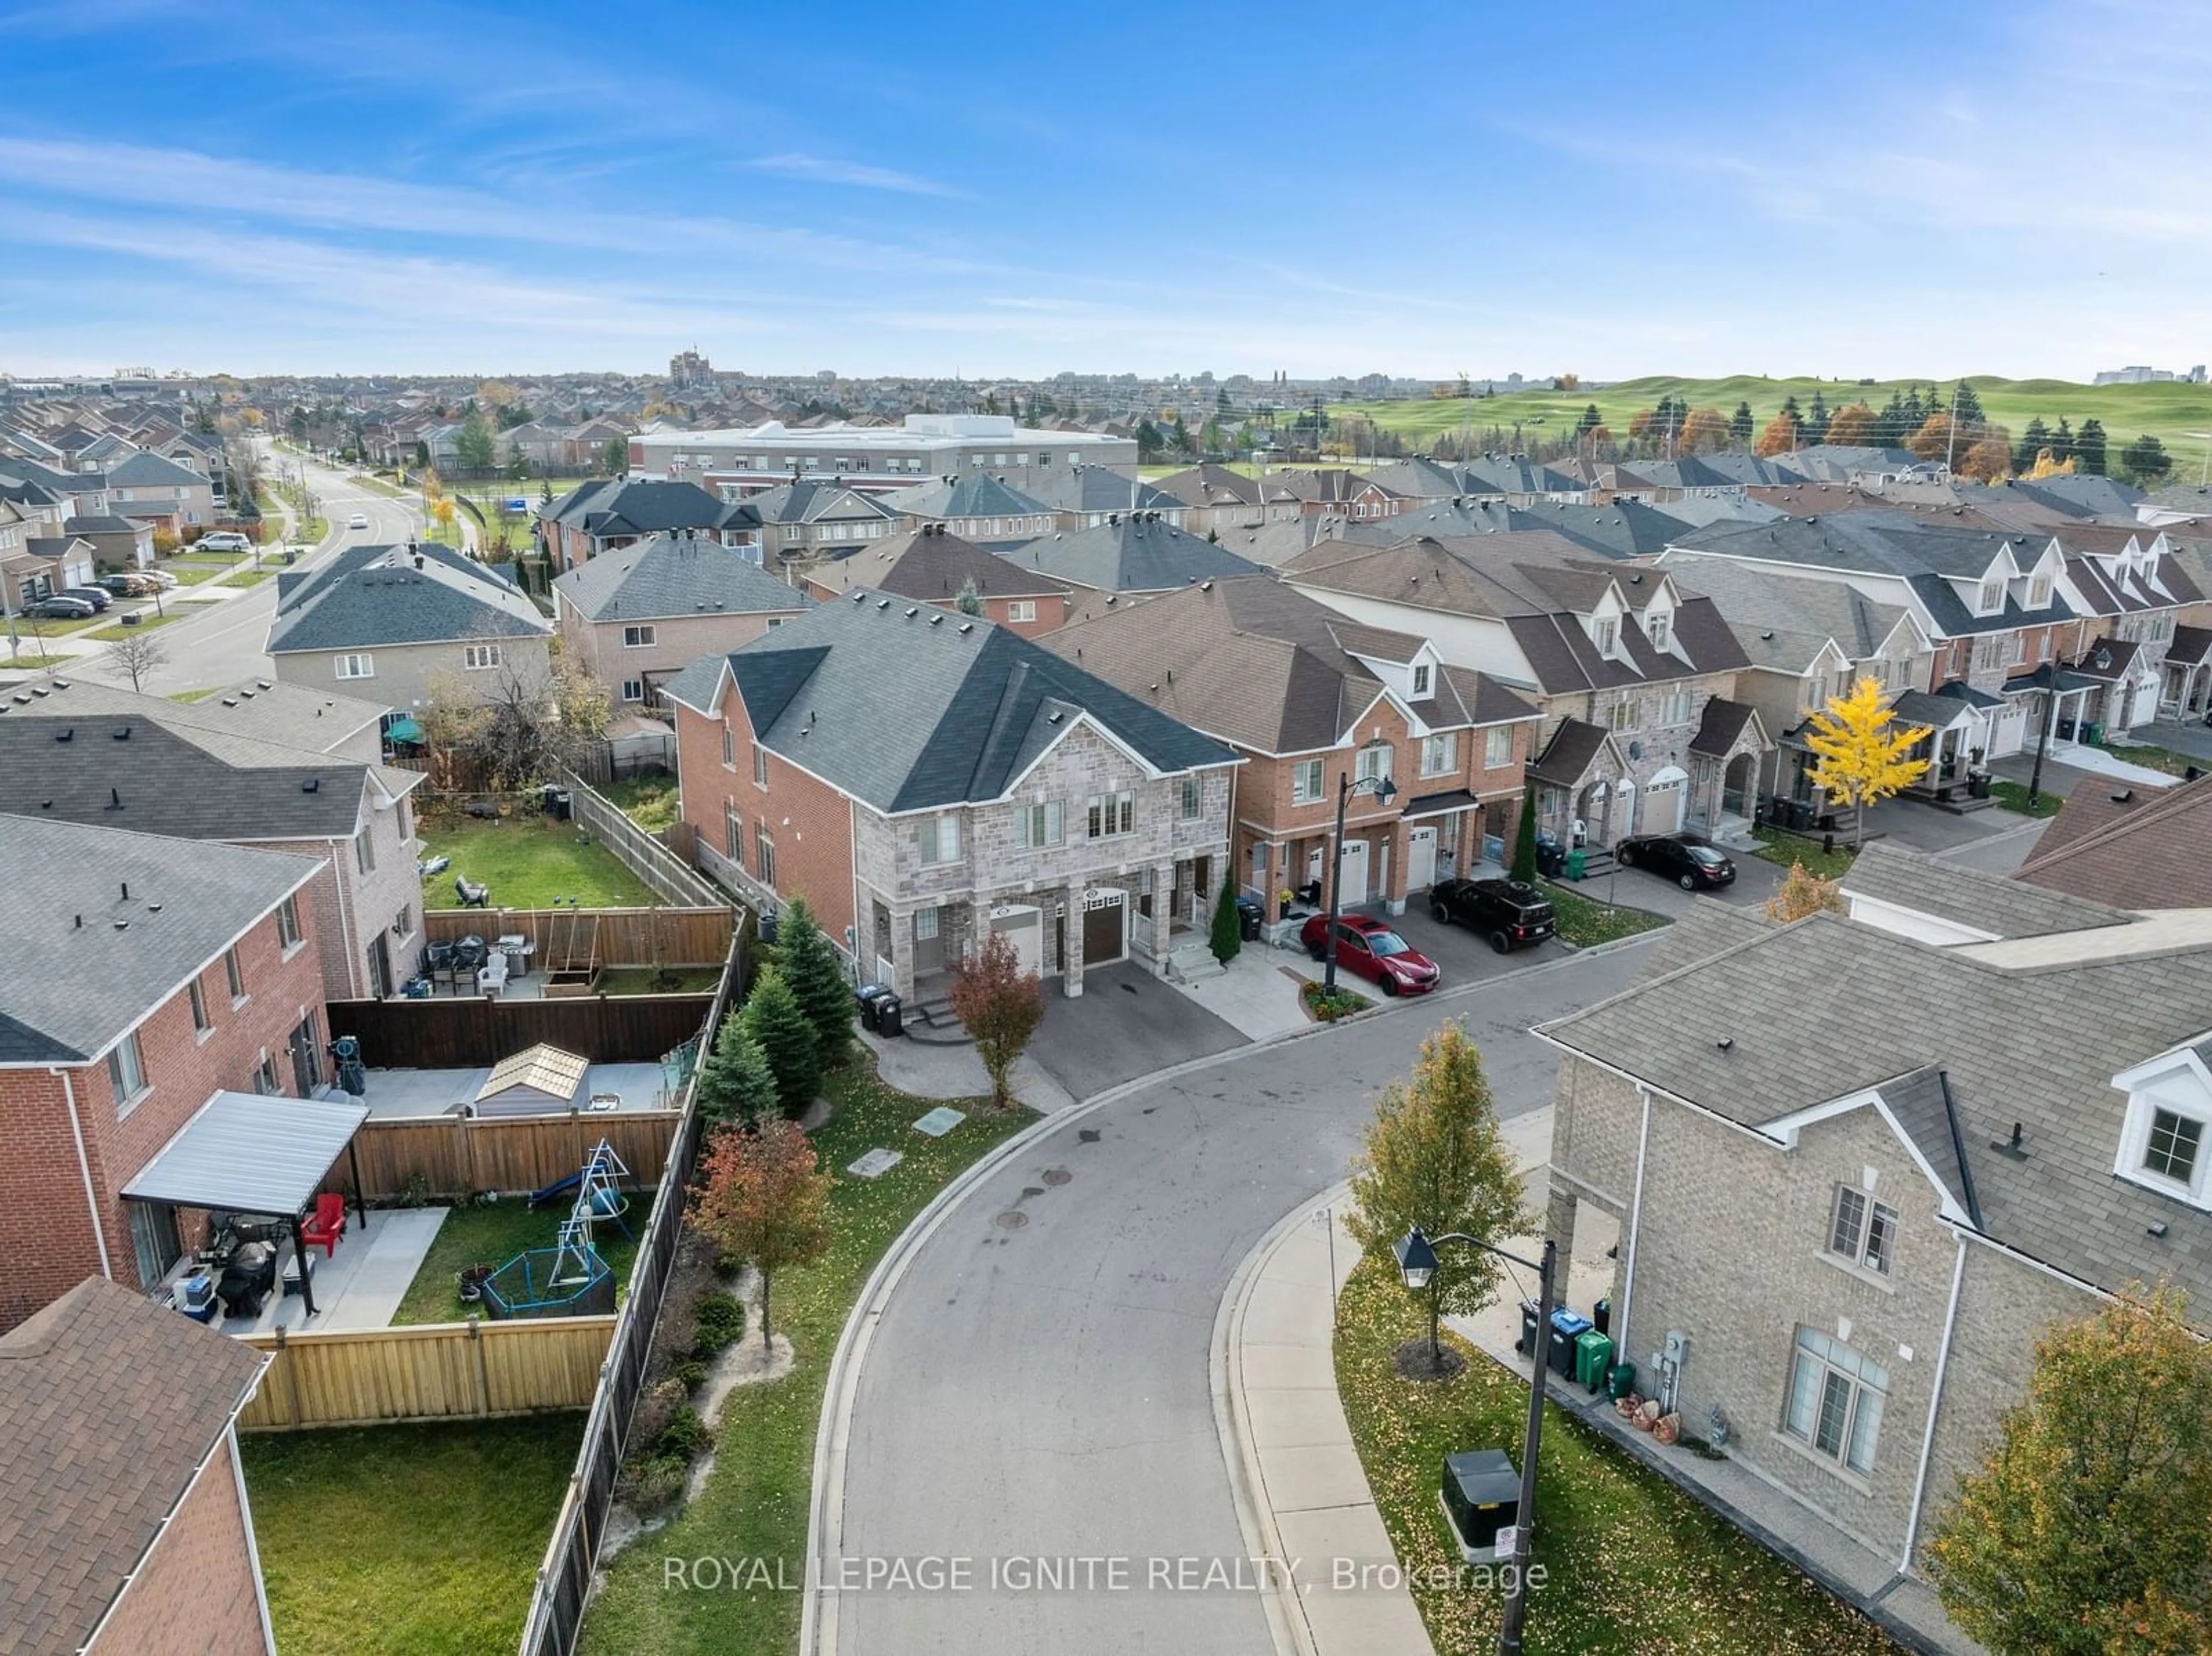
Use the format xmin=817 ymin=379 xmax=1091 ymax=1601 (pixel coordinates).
xmin=661 ymin=590 xmax=1238 ymax=1003
xmin=997 ymin=514 xmax=1266 ymax=605
xmin=554 ymin=529 xmax=813 ymax=710
xmin=635 ymin=414 xmax=1135 ymax=496
xmin=801 ymin=526 xmax=1074 ymax=636
xmin=0 ymin=816 xmax=327 ymax=1328
xmin=1273 ymin=468 xmax=1410 ymax=522
xmin=1537 ymin=862 xmax=2212 ymax=1582
xmin=0 ymin=685 xmax=426 ymax=1000
xmin=882 ymin=473 xmax=1058 ymax=545
xmin=1283 ymin=533 xmax=1768 ymax=849
xmin=1 ymin=1279 xmax=274 ymax=1655
xmin=1 ymin=497 xmax=94 ymax=611
xmin=2012 ymin=770 xmax=2212 ymax=911
xmin=536 ymin=478 xmax=760 ymax=573
xmin=741 ymin=478 xmax=899 ymax=569
xmin=266 ymin=541 xmax=553 ymax=711
xmin=2045 ymin=522 xmax=2206 ymax=724
xmin=1149 ymin=464 xmax=1305 ymax=534
xmin=1044 ymin=576 xmax=1540 ymax=916
xmin=103 ymin=449 xmax=219 ymax=532
xmin=63 ymin=513 xmax=156 ymax=569
xmin=1014 ymin=463 xmax=1191 ymax=531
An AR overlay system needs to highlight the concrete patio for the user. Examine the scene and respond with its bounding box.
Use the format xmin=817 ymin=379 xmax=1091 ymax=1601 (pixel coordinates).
xmin=199 ymin=1204 xmax=448 ymax=1336
xmin=325 ymin=1060 xmax=674 ymax=1119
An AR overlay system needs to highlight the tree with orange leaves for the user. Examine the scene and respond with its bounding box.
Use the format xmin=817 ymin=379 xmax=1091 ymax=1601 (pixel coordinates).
xmin=689 ymin=1118 xmax=831 ymax=1346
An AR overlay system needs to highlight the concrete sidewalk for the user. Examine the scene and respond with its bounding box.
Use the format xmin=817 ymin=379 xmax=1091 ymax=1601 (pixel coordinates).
xmin=857 ymin=1025 xmax=1077 ymax=1114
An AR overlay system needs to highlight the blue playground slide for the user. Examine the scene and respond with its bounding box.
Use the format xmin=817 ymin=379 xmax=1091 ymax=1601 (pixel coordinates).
xmin=527 ymin=1170 xmax=584 ymax=1208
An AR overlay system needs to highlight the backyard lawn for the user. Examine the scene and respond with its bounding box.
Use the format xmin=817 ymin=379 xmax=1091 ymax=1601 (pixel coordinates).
xmin=241 ymin=1414 xmax=581 ymax=1656
xmin=395 ymin=1196 xmax=646 ymax=1326
xmin=578 ymin=1062 xmax=1035 ymax=1656
xmin=601 ymin=772 xmax=679 ymax=833
xmin=1335 ymin=1259 xmax=1900 ymax=1656
xmin=1749 ymin=824 xmax=1858 ymax=879
xmin=421 ymin=814 xmax=660 ymax=909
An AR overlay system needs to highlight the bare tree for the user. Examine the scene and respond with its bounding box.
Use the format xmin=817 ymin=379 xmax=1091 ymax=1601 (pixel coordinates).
xmin=419 ymin=631 xmax=610 ymax=791
xmin=105 ymin=628 xmax=169 ymax=694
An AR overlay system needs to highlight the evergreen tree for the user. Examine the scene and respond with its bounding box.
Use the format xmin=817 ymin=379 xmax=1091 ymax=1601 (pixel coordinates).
xmin=1806 ymin=388 xmax=1831 ymax=444
xmin=2051 ymin=418 xmax=2075 ymax=463
xmin=1509 ymin=787 xmax=1540 ymax=885
xmin=954 ymin=578 xmax=984 ymax=616
xmin=2120 ymin=433 xmax=2173 ymax=485
xmin=1209 ymin=880 xmax=1242 ymax=965
xmin=1171 ymin=413 xmax=1192 ymax=456
xmin=2014 ymin=416 xmax=2050 ymax=473
xmin=2073 ymin=418 xmax=2108 ymax=476
xmin=738 ymin=964 xmax=820 ymax=1118
xmin=1729 ymin=401 xmax=1755 ymax=446
xmin=695 ymin=1016 xmax=778 ymax=1130
xmin=1951 ymin=378 xmax=1986 ymax=432
xmin=1136 ymin=419 xmax=1164 ymax=458
xmin=772 ymin=895 xmax=853 ymax=1070
xmin=1576 ymin=403 xmax=1602 ymax=437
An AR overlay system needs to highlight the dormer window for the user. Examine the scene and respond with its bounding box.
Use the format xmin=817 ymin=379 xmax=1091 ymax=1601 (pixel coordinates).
xmin=1593 ymin=617 xmax=1617 ymax=655
xmin=1976 ymin=578 xmax=2003 ymax=615
xmin=2113 ymin=1050 xmax=2212 ymax=1208
xmin=2027 ymin=574 xmax=2051 ymax=609
xmin=1646 ymin=610 xmax=1671 ymax=650
xmin=1411 ymin=662 xmax=1431 ymax=697
xmin=2145 ymin=1110 xmax=2202 ymax=1185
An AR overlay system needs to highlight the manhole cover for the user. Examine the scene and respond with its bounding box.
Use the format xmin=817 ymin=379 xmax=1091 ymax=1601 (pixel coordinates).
xmin=1042 ymin=1169 xmax=1072 ymax=1187
xmin=993 ymin=1211 xmax=1029 ymax=1231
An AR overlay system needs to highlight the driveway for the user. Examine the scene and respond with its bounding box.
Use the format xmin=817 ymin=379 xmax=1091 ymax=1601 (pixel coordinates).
xmin=826 ymin=942 xmax=1658 ymax=1656
xmin=1030 ymin=959 xmax=1248 ymax=1100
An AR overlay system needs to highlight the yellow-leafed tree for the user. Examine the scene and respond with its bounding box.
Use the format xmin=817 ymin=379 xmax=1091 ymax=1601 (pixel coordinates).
xmin=1805 ymin=676 xmax=1930 ymax=846
xmin=1765 ymin=860 xmax=1846 ymax=923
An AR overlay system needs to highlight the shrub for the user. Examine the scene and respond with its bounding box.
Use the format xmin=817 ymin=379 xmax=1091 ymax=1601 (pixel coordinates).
xmin=692 ymin=1290 xmax=745 ymax=1354
xmin=628 ymin=1375 xmax=687 ymax=1457
xmin=1209 ymin=881 xmax=1241 ymax=965
xmin=671 ymin=1356 xmax=707 ymax=1392
xmin=656 ymin=1404 xmax=711 ymax=1462
xmin=617 ymin=1453 xmax=687 ymax=1515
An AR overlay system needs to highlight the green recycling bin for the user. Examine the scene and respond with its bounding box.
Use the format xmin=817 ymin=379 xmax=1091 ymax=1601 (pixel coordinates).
xmin=1607 ymin=1359 xmax=1638 ymax=1402
xmin=1575 ymin=1329 xmax=1614 ymax=1391
xmin=1565 ymin=848 xmax=1588 ymax=881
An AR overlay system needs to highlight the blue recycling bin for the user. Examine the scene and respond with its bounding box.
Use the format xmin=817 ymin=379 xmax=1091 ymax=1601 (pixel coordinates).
xmin=1547 ymin=1309 xmax=1592 ymax=1381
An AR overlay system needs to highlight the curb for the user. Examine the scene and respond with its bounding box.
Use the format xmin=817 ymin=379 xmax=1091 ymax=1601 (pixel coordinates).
xmin=800 ymin=935 xmax=1661 ymax=1654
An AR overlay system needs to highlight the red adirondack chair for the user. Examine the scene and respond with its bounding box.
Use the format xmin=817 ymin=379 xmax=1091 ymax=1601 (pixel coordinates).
xmin=301 ymin=1192 xmax=346 ymax=1258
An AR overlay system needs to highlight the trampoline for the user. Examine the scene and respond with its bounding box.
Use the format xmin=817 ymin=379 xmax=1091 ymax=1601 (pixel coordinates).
xmin=480 ymin=1245 xmax=614 ymax=1318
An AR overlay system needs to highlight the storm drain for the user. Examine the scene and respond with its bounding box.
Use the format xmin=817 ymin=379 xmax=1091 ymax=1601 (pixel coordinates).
xmin=994 ymin=1211 xmax=1029 ymax=1231
xmin=1043 ymin=1169 xmax=1073 ymax=1187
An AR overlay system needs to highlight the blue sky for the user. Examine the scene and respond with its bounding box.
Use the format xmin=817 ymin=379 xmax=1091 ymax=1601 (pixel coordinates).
xmin=1 ymin=0 xmax=2206 ymax=380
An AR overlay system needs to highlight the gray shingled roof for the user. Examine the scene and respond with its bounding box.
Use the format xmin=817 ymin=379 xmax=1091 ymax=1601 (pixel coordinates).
xmin=884 ymin=473 xmax=1054 ymax=521
xmin=3 ymin=675 xmax=388 ymax=753
xmin=268 ymin=541 xmax=550 ymax=653
xmin=0 ymin=816 xmax=323 ymax=1064
xmin=1842 ymin=840 xmax=2135 ymax=939
xmin=1000 ymin=517 xmax=1264 ymax=593
xmin=0 ymin=1280 xmax=268 ymax=1656
xmin=661 ymin=588 xmax=1237 ymax=812
xmin=1537 ymin=911 xmax=2212 ymax=1302
xmin=805 ymin=529 xmax=1070 ymax=601
xmin=541 ymin=477 xmax=756 ymax=539
xmin=553 ymin=532 xmax=811 ymax=623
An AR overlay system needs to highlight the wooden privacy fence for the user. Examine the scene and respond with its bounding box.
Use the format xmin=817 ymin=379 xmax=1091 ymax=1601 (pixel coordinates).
xmin=238 ymin=1317 xmax=614 ymax=1430
xmin=326 ymin=1110 xmax=681 ymax=1200
xmin=557 ymin=768 xmax=725 ymax=908
xmin=327 ymin=991 xmax=713 ymax=1070
xmin=422 ymin=906 xmax=733 ymax=969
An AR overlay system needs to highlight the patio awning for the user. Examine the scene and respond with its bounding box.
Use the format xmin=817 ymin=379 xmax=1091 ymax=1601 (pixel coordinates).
xmin=1400 ymin=788 xmax=1479 ymax=820
xmin=122 ymin=1091 xmax=369 ymax=1217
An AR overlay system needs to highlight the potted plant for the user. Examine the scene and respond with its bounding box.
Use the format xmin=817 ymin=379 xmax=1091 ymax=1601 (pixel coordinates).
xmin=1277 ymin=887 xmax=1296 ymax=921
xmin=457 ymin=1262 xmax=495 ymax=1303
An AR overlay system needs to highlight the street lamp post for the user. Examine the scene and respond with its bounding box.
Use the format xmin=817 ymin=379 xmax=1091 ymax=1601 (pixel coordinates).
xmin=1323 ymin=770 xmax=1397 ymax=994
xmin=1395 ymin=1225 xmax=1558 ymax=1656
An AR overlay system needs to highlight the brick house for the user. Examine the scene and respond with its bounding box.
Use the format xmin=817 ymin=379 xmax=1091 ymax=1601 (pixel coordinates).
xmin=1283 ymin=532 xmax=1768 ymax=851
xmin=535 ymin=477 xmax=761 ymax=574
xmin=1147 ymin=464 xmax=1304 ymax=535
xmin=1 ymin=1279 xmax=275 ymax=1655
xmin=1044 ymin=576 xmax=1540 ymax=917
xmin=0 ymin=816 xmax=327 ymax=1330
xmin=802 ymin=526 xmax=1074 ymax=637
xmin=1536 ymin=859 xmax=2212 ymax=1580
xmin=996 ymin=513 xmax=1266 ymax=605
xmin=661 ymin=589 xmax=1238 ymax=1003
xmin=553 ymin=529 xmax=812 ymax=711
xmin=882 ymin=473 xmax=1058 ymax=545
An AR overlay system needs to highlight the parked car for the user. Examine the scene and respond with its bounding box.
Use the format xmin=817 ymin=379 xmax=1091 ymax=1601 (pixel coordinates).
xmin=347 ymin=512 xmax=370 ymax=529
xmin=139 ymin=567 xmax=179 ymax=589
xmin=60 ymin=586 xmax=112 ymax=611
xmin=25 ymin=595 xmax=95 ymax=620
xmin=1298 ymin=912 xmax=1441 ymax=995
xmin=1616 ymin=832 xmax=1737 ymax=890
xmin=196 ymin=530 xmax=251 ymax=552
xmin=1429 ymin=877 xmax=1558 ymax=953
xmin=99 ymin=574 xmax=151 ymax=596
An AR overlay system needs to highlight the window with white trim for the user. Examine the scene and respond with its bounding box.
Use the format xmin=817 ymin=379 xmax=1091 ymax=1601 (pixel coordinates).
xmin=1484 ymin=725 xmax=1513 ymax=768
xmin=1593 ymin=617 xmax=1617 ymax=655
xmin=722 ymin=725 xmax=736 ymax=769
xmin=1419 ymin=732 xmax=1457 ymax=777
xmin=2144 ymin=1108 xmax=2203 ymax=1185
xmin=1411 ymin=662 xmax=1431 ymax=696
xmin=278 ymin=894 xmax=302 ymax=950
xmin=1355 ymin=742 xmax=1393 ymax=785
xmin=914 ymin=905 xmax=939 ymax=941
xmin=621 ymin=678 xmax=644 ymax=703
xmin=109 ymin=1031 xmax=147 ymax=1113
xmin=1827 ymin=1185 xmax=1897 ymax=1275
xmin=918 ymin=814 xmax=962 ymax=865
xmin=1291 ymin=757 xmax=1324 ymax=804
xmin=1646 ymin=608 xmax=1672 ymax=650
xmin=1180 ymin=775 xmax=1202 ymax=819
xmin=1086 ymin=790 xmax=1134 ymax=839
xmin=1017 ymin=801 xmax=1063 ymax=847
xmin=725 ymin=803 xmax=744 ymax=865
xmin=1976 ymin=578 xmax=2003 ymax=615
xmin=753 ymin=824 xmax=776 ymax=886
xmin=189 ymin=980 xmax=211 ymax=1033
xmin=464 ymin=644 xmax=502 ymax=670
xmin=224 ymin=946 xmax=245 ymax=1001
xmin=1611 ymin=695 xmax=1639 ymax=731
xmin=623 ymin=624 xmax=657 ymax=648
xmin=354 ymin=828 xmax=374 ymax=876
xmin=753 ymin=744 xmax=768 ymax=789
xmin=1006 ymin=600 xmax=1037 ymax=623
xmin=2027 ymin=574 xmax=2051 ymax=609
xmin=1785 ymin=1327 xmax=1888 ymax=1477
xmin=335 ymin=653 xmax=374 ymax=680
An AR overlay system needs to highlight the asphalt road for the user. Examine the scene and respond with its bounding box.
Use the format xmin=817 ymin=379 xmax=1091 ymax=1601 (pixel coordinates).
xmin=131 ymin=449 xmax=425 ymax=695
xmin=829 ymin=941 xmax=1657 ymax=1655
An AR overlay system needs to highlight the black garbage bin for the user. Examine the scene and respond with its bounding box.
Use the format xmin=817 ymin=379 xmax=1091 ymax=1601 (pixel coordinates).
xmin=1236 ymin=895 xmax=1264 ymax=941
xmin=1514 ymin=1299 xmax=1540 ymax=1358
xmin=550 ymin=789 xmax=573 ymax=821
xmin=757 ymin=910 xmax=779 ymax=945
xmin=875 ymin=994 xmax=903 ymax=1038
xmin=1593 ymin=1296 xmax=1611 ymax=1336
xmin=857 ymin=984 xmax=889 ymax=1031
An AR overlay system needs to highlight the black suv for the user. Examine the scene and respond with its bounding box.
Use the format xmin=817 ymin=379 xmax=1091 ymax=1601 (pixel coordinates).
xmin=1429 ymin=877 xmax=1558 ymax=953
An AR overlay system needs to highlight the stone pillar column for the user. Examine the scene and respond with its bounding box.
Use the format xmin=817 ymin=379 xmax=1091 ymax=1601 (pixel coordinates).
xmin=1148 ymin=859 xmax=1175 ymax=963
xmin=1061 ymin=880 xmax=1085 ymax=998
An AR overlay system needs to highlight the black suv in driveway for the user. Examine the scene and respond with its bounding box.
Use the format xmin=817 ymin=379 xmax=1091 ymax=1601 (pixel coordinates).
xmin=1428 ymin=877 xmax=1558 ymax=953
xmin=1617 ymin=832 xmax=1736 ymax=890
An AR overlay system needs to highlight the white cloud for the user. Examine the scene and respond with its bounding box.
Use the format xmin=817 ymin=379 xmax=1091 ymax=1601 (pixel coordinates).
xmin=748 ymin=153 xmax=965 ymax=198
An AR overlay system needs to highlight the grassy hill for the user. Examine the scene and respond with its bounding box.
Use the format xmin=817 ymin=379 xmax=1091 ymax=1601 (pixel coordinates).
xmin=1331 ymin=374 xmax=2212 ymax=467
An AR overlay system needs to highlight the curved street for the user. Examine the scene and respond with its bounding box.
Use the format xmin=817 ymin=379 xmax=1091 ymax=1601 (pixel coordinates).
xmin=825 ymin=942 xmax=1656 ymax=1655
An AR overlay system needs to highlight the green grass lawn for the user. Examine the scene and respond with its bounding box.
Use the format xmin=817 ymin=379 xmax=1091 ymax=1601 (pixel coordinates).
xmin=1335 ymin=1259 xmax=1900 ymax=1655
xmin=578 ymin=1062 xmax=1035 ymax=1655
xmin=165 ymin=562 xmax=229 ymax=585
xmin=2099 ymin=741 xmax=2193 ymax=778
xmin=1749 ymin=824 xmax=1859 ymax=878
xmin=1988 ymin=780 xmax=2063 ymax=818
xmin=395 ymin=1198 xmax=645 ymax=1325
xmin=241 ymin=1413 xmax=581 ymax=1656
xmin=601 ymin=773 xmax=679 ymax=833
xmin=420 ymin=814 xmax=661 ymax=909
xmin=219 ymin=566 xmax=278 ymax=587
xmin=1537 ymin=878 xmax=1669 ymax=948
xmin=87 ymin=612 xmax=181 ymax=642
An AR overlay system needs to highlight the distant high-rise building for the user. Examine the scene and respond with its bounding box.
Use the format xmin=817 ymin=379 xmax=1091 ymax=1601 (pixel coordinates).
xmin=669 ymin=347 xmax=713 ymax=389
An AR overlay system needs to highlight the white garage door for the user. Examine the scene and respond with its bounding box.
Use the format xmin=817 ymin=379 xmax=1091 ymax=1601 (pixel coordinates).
xmin=988 ymin=905 xmax=1043 ymax=977
xmin=1406 ymin=825 xmax=1437 ymax=892
xmin=1336 ymin=839 xmax=1369 ymax=907
xmin=1988 ymin=700 xmax=2029 ymax=759
xmin=1645 ymin=768 xmax=1688 ymax=835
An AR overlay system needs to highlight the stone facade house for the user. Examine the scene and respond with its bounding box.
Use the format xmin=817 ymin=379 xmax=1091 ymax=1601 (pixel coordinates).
xmin=535 ymin=478 xmax=760 ymax=573
xmin=802 ymin=526 xmax=1074 ymax=637
xmin=1537 ymin=857 xmax=2212 ymax=1583
xmin=1147 ymin=464 xmax=1304 ymax=535
xmin=1283 ymin=532 xmax=1768 ymax=851
xmin=554 ymin=529 xmax=812 ymax=710
xmin=0 ymin=817 xmax=327 ymax=1329
xmin=737 ymin=479 xmax=899 ymax=571
xmin=1 ymin=1279 xmax=275 ymax=1655
xmin=1044 ymin=576 xmax=1540 ymax=917
xmin=267 ymin=541 xmax=552 ymax=713
xmin=661 ymin=590 xmax=1237 ymax=1003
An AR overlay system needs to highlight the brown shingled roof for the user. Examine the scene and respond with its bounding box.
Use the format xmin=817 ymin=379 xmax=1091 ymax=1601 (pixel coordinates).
xmin=2014 ymin=771 xmax=2212 ymax=910
xmin=1 ymin=1279 xmax=268 ymax=1655
xmin=804 ymin=528 xmax=1070 ymax=601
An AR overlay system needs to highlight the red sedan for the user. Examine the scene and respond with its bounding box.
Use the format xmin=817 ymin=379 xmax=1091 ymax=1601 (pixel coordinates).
xmin=1300 ymin=914 xmax=1441 ymax=995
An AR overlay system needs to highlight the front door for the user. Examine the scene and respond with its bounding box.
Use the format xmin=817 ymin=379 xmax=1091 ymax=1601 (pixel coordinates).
xmin=913 ymin=907 xmax=945 ymax=976
xmin=1407 ymin=825 xmax=1437 ymax=892
xmin=1081 ymin=890 xmax=1126 ymax=965
xmin=1336 ymin=839 xmax=1369 ymax=907
xmin=368 ymin=933 xmax=392 ymax=999
xmin=290 ymin=1012 xmax=322 ymax=1096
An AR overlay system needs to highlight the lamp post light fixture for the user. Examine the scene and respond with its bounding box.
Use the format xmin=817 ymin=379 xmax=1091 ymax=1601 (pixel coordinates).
xmin=1323 ymin=770 xmax=1397 ymax=994
xmin=1395 ymin=1223 xmax=1558 ymax=1656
